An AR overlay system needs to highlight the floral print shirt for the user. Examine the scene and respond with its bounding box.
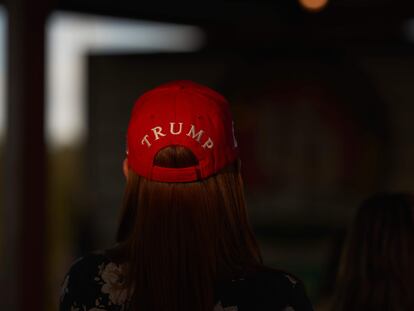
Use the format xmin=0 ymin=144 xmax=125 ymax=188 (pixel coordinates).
xmin=59 ymin=251 xmax=313 ymax=311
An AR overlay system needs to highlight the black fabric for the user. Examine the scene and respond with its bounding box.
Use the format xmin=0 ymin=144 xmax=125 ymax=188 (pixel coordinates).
xmin=59 ymin=250 xmax=314 ymax=311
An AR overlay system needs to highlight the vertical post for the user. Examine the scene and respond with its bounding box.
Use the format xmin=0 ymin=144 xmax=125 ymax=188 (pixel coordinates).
xmin=3 ymin=0 xmax=50 ymax=310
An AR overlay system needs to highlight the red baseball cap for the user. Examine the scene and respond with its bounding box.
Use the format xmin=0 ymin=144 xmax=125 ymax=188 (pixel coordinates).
xmin=126 ymin=80 xmax=239 ymax=182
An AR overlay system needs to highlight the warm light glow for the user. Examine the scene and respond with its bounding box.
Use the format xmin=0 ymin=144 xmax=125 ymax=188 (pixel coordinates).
xmin=298 ymin=0 xmax=329 ymax=12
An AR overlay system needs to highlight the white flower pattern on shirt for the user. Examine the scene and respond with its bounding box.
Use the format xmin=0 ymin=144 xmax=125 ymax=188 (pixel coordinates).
xmin=100 ymin=262 xmax=128 ymax=305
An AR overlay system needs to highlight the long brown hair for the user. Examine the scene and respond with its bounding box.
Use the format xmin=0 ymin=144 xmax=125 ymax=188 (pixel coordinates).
xmin=113 ymin=145 xmax=262 ymax=311
xmin=332 ymin=193 xmax=414 ymax=311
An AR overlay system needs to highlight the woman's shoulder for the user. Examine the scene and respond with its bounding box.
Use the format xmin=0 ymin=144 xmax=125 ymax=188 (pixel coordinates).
xmin=59 ymin=249 xmax=129 ymax=311
xmin=65 ymin=250 xmax=111 ymax=272
xmin=216 ymin=266 xmax=313 ymax=311
xmin=254 ymin=266 xmax=304 ymax=288
xmin=61 ymin=250 xmax=115 ymax=289
xmin=253 ymin=266 xmax=313 ymax=310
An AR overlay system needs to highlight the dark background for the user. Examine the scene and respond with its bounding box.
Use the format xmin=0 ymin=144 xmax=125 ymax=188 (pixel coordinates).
xmin=1 ymin=1 xmax=414 ymax=310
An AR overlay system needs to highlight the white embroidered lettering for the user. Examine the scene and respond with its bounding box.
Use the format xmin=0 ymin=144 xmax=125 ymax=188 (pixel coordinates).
xmin=170 ymin=122 xmax=183 ymax=135
xmin=232 ymin=121 xmax=238 ymax=148
xmin=186 ymin=124 xmax=204 ymax=142
xmin=141 ymin=135 xmax=151 ymax=147
xmin=152 ymin=126 xmax=166 ymax=140
xmin=202 ymin=137 xmax=214 ymax=149
xmin=141 ymin=123 xmax=213 ymax=149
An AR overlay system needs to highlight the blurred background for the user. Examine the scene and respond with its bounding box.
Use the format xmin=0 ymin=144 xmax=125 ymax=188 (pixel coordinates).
xmin=1 ymin=0 xmax=414 ymax=310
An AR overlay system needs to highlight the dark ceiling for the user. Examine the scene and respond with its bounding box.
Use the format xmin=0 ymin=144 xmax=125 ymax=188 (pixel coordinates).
xmin=52 ymin=1 xmax=414 ymax=46
xmin=3 ymin=0 xmax=414 ymax=47
xmin=51 ymin=1 xmax=414 ymax=24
